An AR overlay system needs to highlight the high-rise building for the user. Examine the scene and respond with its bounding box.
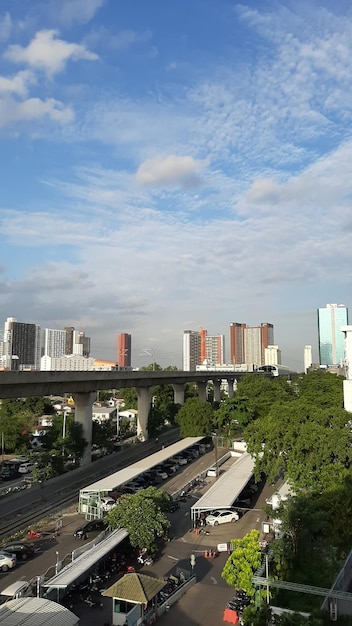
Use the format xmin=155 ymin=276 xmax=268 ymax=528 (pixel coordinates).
xmin=230 ymin=323 xmax=246 ymax=364
xmin=265 ymin=345 xmax=281 ymax=366
xmin=3 ymin=317 xmax=41 ymax=370
xmin=318 ymin=304 xmax=348 ymax=366
xmin=116 ymin=333 xmax=132 ymax=367
xmin=304 ymin=345 xmax=312 ymax=373
xmin=229 ymin=321 xmax=274 ymax=370
xmin=200 ymin=328 xmax=207 ymax=364
xmin=205 ymin=335 xmax=225 ymax=365
xmin=44 ymin=329 xmax=66 ymax=358
xmin=64 ymin=327 xmax=75 ymax=355
xmin=183 ymin=330 xmax=201 ymax=371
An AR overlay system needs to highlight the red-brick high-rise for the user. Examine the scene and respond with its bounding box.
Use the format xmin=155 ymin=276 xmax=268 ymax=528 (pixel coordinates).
xmin=116 ymin=333 xmax=131 ymax=367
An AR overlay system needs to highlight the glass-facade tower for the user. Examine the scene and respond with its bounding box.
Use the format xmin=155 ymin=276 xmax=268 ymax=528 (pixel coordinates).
xmin=318 ymin=304 xmax=348 ymax=366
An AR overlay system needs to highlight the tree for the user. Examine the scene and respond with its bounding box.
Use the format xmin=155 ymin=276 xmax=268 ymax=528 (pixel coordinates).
xmin=244 ymin=399 xmax=352 ymax=491
xmin=107 ymin=487 xmax=170 ymax=553
xmin=175 ymin=398 xmax=214 ymax=437
xmin=117 ymin=387 xmax=138 ymax=410
xmin=222 ymin=529 xmax=262 ymax=597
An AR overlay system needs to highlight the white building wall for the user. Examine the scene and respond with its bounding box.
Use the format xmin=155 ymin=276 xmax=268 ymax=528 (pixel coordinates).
xmin=41 ymin=355 xmax=95 ymax=371
xmin=244 ymin=327 xmax=262 ymax=369
xmin=304 ymin=345 xmax=312 ymax=373
xmin=44 ymin=329 xmax=66 ymax=358
xmin=264 ymin=345 xmax=281 ymax=365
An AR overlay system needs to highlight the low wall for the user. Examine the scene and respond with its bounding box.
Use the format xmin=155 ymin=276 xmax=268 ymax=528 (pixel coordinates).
xmin=157 ymin=576 xmax=196 ymax=617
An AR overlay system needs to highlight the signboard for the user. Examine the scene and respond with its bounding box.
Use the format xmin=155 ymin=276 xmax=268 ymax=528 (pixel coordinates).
xmin=217 ymin=542 xmax=230 ymax=552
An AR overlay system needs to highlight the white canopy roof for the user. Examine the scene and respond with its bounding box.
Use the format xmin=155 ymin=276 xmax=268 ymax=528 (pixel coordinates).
xmin=80 ymin=437 xmax=204 ymax=495
xmin=43 ymin=528 xmax=128 ymax=589
xmin=0 ymin=598 xmax=79 ymax=626
xmin=190 ymin=452 xmax=254 ymax=517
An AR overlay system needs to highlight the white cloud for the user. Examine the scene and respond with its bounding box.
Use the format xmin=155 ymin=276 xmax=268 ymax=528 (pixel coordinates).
xmin=4 ymin=29 xmax=98 ymax=77
xmin=136 ymin=155 xmax=207 ymax=187
xmin=0 ymin=70 xmax=35 ymax=97
xmin=0 ymin=96 xmax=74 ymax=127
xmin=0 ymin=12 xmax=12 ymax=41
xmin=50 ymin=0 xmax=106 ymax=26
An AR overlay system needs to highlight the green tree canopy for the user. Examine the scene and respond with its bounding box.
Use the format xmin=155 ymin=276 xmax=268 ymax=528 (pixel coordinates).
xmin=107 ymin=487 xmax=170 ymax=553
xmin=221 ymin=529 xmax=261 ymax=597
xmin=244 ymin=399 xmax=352 ymax=491
xmin=175 ymin=398 xmax=214 ymax=437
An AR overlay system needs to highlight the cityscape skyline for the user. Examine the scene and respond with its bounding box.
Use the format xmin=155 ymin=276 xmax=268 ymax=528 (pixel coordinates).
xmin=1 ymin=1 xmax=352 ymax=371
xmin=1 ymin=310 xmax=344 ymax=372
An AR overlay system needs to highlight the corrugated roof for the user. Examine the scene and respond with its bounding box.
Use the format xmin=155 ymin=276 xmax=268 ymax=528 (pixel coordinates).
xmin=43 ymin=528 xmax=128 ymax=589
xmin=0 ymin=597 xmax=79 ymax=625
xmin=190 ymin=452 xmax=254 ymax=513
xmin=102 ymin=572 xmax=165 ymax=603
xmin=80 ymin=437 xmax=205 ymax=494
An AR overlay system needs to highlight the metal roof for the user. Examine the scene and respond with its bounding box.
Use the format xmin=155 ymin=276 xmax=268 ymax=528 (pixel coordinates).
xmin=43 ymin=528 xmax=128 ymax=589
xmin=103 ymin=572 xmax=165 ymax=603
xmin=80 ymin=437 xmax=204 ymax=494
xmin=190 ymin=452 xmax=254 ymax=515
xmin=0 ymin=597 xmax=79 ymax=625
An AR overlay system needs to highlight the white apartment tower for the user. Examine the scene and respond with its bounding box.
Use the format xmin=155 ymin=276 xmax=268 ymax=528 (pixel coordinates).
xmin=44 ymin=329 xmax=66 ymax=358
xmin=304 ymin=345 xmax=312 ymax=373
xmin=264 ymin=345 xmax=282 ymax=366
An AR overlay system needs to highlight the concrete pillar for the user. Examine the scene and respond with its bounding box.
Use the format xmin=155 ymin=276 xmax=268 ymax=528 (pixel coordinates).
xmin=136 ymin=386 xmax=152 ymax=441
xmin=72 ymin=391 xmax=96 ymax=466
xmin=197 ymin=381 xmax=207 ymax=402
xmin=172 ymin=383 xmax=185 ymax=405
xmin=227 ymin=379 xmax=235 ymax=398
xmin=213 ymin=380 xmax=221 ymax=403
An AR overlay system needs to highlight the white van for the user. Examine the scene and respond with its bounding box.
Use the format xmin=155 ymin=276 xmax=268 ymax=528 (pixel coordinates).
xmin=0 ymin=581 xmax=30 ymax=603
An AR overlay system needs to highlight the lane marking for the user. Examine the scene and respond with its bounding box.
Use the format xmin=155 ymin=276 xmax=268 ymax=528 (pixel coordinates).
xmin=210 ymin=576 xmax=217 ymax=585
xmin=167 ymin=555 xmax=179 ymax=561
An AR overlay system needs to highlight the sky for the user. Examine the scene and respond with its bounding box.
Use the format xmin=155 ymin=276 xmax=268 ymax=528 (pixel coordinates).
xmin=1 ymin=0 xmax=352 ymax=371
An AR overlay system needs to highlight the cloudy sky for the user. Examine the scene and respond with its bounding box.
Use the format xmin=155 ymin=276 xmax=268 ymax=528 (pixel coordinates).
xmin=1 ymin=0 xmax=351 ymax=371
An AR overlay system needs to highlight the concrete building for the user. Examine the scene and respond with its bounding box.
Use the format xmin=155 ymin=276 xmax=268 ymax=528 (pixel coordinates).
xmin=116 ymin=333 xmax=132 ymax=367
xmin=64 ymin=327 xmax=90 ymax=357
xmin=318 ymin=304 xmax=348 ymax=366
xmin=43 ymin=328 xmax=66 ymax=358
xmin=229 ymin=322 xmax=246 ymax=364
xmin=229 ymin=321 xmax=274 ymax=370
xmin=304 ymin=345 xmax=312 ymax=373
xmin=1 ymin=317 xmax=41 ymax=370
xmin=41 ymin=355 xmax=95 ymax=371
xmin=205 ymin=334 xmax=225 ymax=365
xmin=183 ymin=330 xmax=201 ymax=371
xmin=264 ymin=345 xmax=281 ymax=366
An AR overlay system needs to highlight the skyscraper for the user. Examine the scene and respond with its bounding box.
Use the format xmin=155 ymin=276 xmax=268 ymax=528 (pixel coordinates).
xmin=3 ymin=317 xmax=41 ymax=370
xmin=44 ymin=329 xmax=66 ymax=358
xmin=205 ymin=335 xmax=225 ymax=365
xmin=229 ymin=323 xmax=246 ymax=364
xmin=183 ymin=330 xmax=201 ymax=371
xmin=265 ymin=345 xmax=281 ymax=365
xmin=304 ymin=345 xmax=312 ymax=373
xmin=116 ymin=333 xmax=132 ymax=367
xmin=230 ymin=321 xmax=274 ymax=369
xmin=318 ymin=304 xmax=348 ymax=366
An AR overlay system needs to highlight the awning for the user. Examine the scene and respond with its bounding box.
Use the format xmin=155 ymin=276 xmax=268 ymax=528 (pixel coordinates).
xmin=43 ymin=528 xmax=128 ymax=589
xmin=0 ymin=597 xmax=79 ymax=625
xmin=103 ymin=572 xmax=165 ymax=603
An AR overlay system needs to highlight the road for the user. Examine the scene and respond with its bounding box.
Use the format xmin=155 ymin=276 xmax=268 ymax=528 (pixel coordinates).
xmin=0 ymin=448 xmax=274 ymax=625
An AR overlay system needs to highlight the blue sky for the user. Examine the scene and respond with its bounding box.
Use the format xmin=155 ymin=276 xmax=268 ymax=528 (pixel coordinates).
xmin=1 ymin=0 xmax=352 ymax=370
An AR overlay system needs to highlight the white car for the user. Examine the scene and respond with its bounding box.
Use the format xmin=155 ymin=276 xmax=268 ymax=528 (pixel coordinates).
xmin=205 ymin=510 xmax=240 ymax=526
xmin=100 ymin=497 xmax=116 ymax=512
xmin=0 ymin=552 xmax=17 ymax=572
xmin=18 ymin=462 xmax=35 ymax=474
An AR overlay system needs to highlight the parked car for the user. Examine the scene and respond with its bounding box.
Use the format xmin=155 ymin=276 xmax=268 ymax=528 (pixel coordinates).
xmin=1 ymin=542 xmax=35 ymax=561
xmin=18 ymin=462 xmax=35 ymax=474
xmin=172 ymin=456 xmax=188 ymax=466
xmin=207 ymin=466 xmax=218 ymax=477
xmin=0 ymin=552 xmax=17 ymax=572
xmin=205 ymin=510 xmax=240 ymax=526
xmin=73 ymin=519 xmax=106 ymax=538
xmin=99 ymin=497 xmax=116 ymax=512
